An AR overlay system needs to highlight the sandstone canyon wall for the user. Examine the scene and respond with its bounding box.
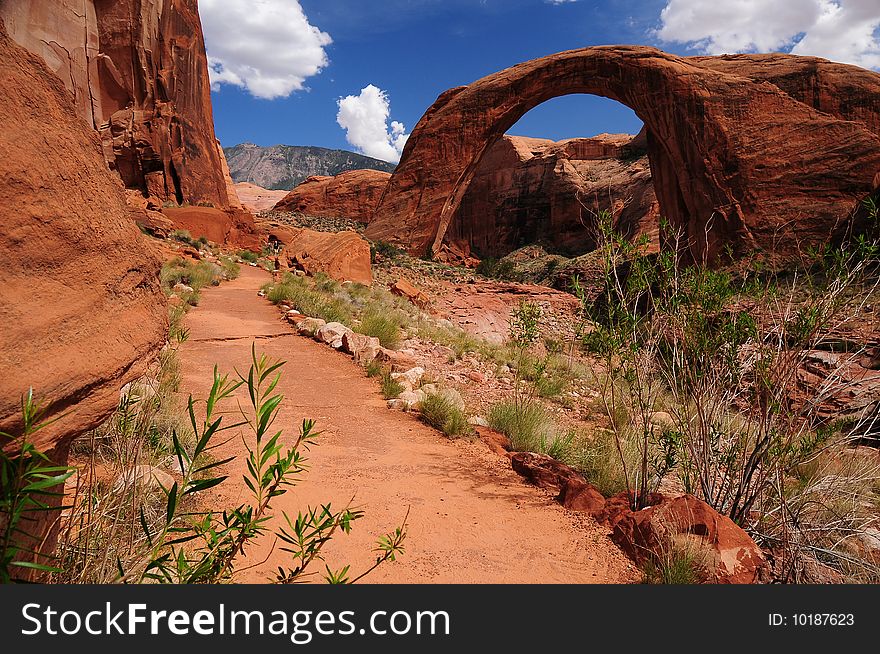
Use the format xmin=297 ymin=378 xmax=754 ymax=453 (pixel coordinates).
xmin=367 ymin=47 xmax=880 ymax=266
xmin=0 ymin=0 xmax=238 ymax=210
xmin=274 ymin=170 xmax=393 ymax=223
xmin=448 ymin=133 xmax=658 ymax=257
xmin=0 ymin=22 xmax=167 ymax=563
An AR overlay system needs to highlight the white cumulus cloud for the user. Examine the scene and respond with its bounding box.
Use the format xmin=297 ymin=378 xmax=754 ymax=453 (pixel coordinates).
xmin=199 ymin=0 xmax=332 ymax=100
xmin=656 ymin=0 xmax=880 ymax=70
xmin=336 ymin=85 xmax=410 ymax=163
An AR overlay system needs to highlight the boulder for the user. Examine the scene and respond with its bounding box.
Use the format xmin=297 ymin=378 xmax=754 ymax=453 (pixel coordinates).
xmin=341 ymin=332 xmax=381 ymax=359
xmin=1 ymin=0 xmax=240 ymax=210
xmin=558 ymin=478 xmax=606 ymax=514
xmin=316 ymin=322 xmax=352 ymax=349
xmin=391 ymin=367 xmax=425 ymax=391
xmin=375 ymin=348 xmax=419 ymax=373
xmin=510 ymin=452 xmax=583 ymax=494
xmin=273 ymin=170 xmax=392 ymax=223
xmin=610 ymin=494 xmax=770 ymax=584
xmin=367 ymin=47 xmax=880 ymax=267
xmin=173 ymin=283 xmax=195 ymax=294
xmin=162 ymin=207 xmax=261 ymax=249
xmin=432 ymin=387 xmax=465 ymax=412
xmin=390 ymin=279 xmax=431 ymax=309
xmin=389 ymin=390 xmax=427 ymax=411
xmin=267 ymin=224 xmax=373 ymax=285
xmin=297 ymin=318 xmax=327 ymax=336
xmin=475 ymin=427 xmax=512 ymax=457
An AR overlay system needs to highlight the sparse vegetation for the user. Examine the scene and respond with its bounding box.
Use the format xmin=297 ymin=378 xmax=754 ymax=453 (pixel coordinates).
xmin=371 ymin=240 xmax=405 ymax=263
xmin=572 ymin=205 xmax=880 ymax=581
xmin=2 ymin=349 xmax=407 ymax=583
xmin=357 ymin=309 xmax=403 ymax=349
xmin=264 ymin=273 xmax=353 ymax=325
xmin=237 ymin=249 xmax=259 ymax=264
xmin=420 ymin=393 xmax=468 ymax=437
xmin=381 ymin=371 xmax=405 ymax=400
xmin=642 ymin=543 xmax=705 ymax=585
xmin=365 ymin=359 xmax=383 ymax=378
xmin=476 ymin=257 xmax=519 ymax=281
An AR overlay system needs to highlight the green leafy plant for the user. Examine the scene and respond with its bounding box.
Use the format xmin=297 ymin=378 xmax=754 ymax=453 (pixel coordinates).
xmin=0 ymin=391 xmax=74 ymax=582
xmin=238 ymin=250 xmax=259 ymax=264
xmin=116 ymin=346 xmax=406 ymax=584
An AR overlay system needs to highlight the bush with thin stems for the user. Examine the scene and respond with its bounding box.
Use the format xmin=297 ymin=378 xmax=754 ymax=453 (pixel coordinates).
xmin=574 ymin=201 xmax=880 ymax=581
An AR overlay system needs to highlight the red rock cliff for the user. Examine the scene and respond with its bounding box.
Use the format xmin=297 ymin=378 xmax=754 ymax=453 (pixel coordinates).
xmin=449 ymin=134 xmax=658 ymax=257
xmin=1 ymin=0 xmax=238 ymax=210
xmin=0 ymin=21 xmax=167 ymax=567
xmin=274 ymin=170 xmax=393 ymax=223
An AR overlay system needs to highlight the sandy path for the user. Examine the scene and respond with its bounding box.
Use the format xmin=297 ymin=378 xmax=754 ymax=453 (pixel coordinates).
xmin=178 ymin=266 xmax=636 ymax=583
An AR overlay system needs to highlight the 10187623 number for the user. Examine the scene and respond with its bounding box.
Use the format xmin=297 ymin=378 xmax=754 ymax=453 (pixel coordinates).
xmin=769 ymin=614 xmax=855 ymax=627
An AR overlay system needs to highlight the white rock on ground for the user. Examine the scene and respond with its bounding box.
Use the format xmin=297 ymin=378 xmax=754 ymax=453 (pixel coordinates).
xmin=341 ymin=332 xmax=380 ymax=358
xmin=297 ymin=318 xmax=327 ymax=336
xmin=389 ymin=389 xmax=427 ymax=411
xmin=316 ymin=322 xmax=353 ymax=349
xmin=391 ymin=367 xmax=425 ymax=391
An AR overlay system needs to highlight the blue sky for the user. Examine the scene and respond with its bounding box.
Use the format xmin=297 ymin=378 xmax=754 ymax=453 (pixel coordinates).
xmin=203 ymin=0 xmax=880 ymax=159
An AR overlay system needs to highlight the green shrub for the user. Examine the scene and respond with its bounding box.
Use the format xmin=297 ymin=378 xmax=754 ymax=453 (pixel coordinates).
xmin=574 ymin=428 xmax=642 ymax=497
xmin=420 ymin=393 xmax=468 ymax=438
xmin=160 ymin=258 xmax=221 ymax=305
xmin=219 ymin=256 xmax=240 ymax=281
xmin=381 ymin=371 xmax=405 ymax=400
xmin=371 ymin=240 xmax=404 ymax=263
xmin=237 ymin=250 xmax=258 ymax=263
xmin=642 ymin=545 xmax=705 ymax=585
xmin=488 ymin=400 xmax=554 ymax=452
xmin=358 ymin=310 xmax=402 ymax=349
xmin=264 ymin=275 xmax=352 ymax=325
xmin=476 ymin=257 xmax=519 ymax=281
xmin=170 ymin=229 xmax=194 ymax=246
xmin=365 ymin=359 xmax=383 ymax=378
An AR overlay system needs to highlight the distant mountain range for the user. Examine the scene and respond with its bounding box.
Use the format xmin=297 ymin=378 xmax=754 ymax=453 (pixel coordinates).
xmin=223 ymin=143 xmax=397 ymax=191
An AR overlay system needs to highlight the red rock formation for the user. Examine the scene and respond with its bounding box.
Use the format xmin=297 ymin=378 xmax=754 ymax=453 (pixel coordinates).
xmin=268 ymin=225 xmax=373 ymax=285
xmin=610 ymin=494 xmax=770 ymax=584
xmin=367 ymin=47 xmax=880 ymax=266
xmin=273 ymin=170 xmax=393 ymax=223
xmin=235 ymin=183 xmax=289 ymax=213
xmin=449 ymin=134 xmax=658 ymax=257
xmin=1 ymin=0 xmax=238 ymax=209
xmin=389 ymin=279 xmax=431 ymax=309
xmin=162 ymin=207 xmax=262 ymax=250
xmin=0 ymin=23 xmax=166 ymax=566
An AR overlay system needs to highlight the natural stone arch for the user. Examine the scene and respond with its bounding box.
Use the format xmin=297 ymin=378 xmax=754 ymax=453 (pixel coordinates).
xmin=367 ymin=46 xmax=880 ymax=264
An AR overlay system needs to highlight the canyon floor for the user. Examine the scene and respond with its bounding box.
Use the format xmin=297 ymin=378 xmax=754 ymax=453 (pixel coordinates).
xmin=178 ymin=265 xmax=637 ymax=583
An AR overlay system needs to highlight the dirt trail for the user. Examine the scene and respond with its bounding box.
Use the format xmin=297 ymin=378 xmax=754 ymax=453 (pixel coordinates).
xmin=178 ymin=266 xmax=636 ymax=583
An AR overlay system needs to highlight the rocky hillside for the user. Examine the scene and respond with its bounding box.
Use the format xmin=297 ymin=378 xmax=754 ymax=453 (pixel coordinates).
xmin=224 ymin=143 xmax=397 ymax=191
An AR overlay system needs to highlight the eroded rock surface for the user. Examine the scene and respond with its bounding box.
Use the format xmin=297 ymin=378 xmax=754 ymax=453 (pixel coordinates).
xmin=268 ymin=225 xmax=373 ymax=285
xmin=0 ymin=22 xmax=166 ymax=564
xmin=274 ymin=170 xmax=393 ymax=223
xmin=1 ymin=0 xmax=238 ymax=209
xmin=449 ymin=134 xmax=658 ymax=257
xmin=367 ymin=47 xmax=880 ymax=266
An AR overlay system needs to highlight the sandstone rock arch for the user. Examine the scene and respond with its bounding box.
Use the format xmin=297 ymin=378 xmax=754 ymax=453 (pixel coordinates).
xmin=366 ymin=46 xmax=880 ymax=264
